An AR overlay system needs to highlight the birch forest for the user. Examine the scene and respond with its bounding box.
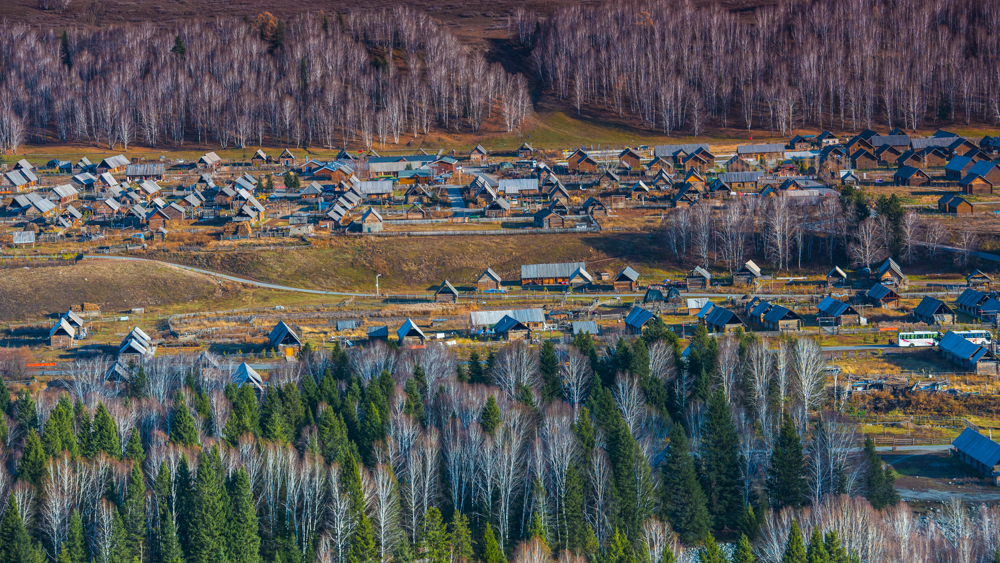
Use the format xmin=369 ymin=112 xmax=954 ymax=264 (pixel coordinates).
xmin=0 ymin=330 xmax=996 ymax=563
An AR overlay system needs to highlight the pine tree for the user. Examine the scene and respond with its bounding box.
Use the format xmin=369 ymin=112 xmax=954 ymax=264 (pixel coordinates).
xmin=733 ymin=534 xmax=755 ymax=563
xmin=171 ymin=35 xmax=186 ymax=57
xmin=92 ymin=403 xmax=120 ymax=458
xmin=862 ymin=436 xmax=899 ymax=509
xmin=171 ymin=397 xmax=199 ymax=446
xmin=698 ymin=533 xmax=725 ymax=563
xmin=20 ymin=429 xmax=47 ymax=487
xmin=480 ymin=396 xmax=502 ymax=434
xmin=468 ymin=351 xmax=485 ymax=385
xmin=450 ymin=512 xmax=474 ymax=563
xmin=603 ymin=528 xmax=635 ymax=563
xmin=806 ymin=528 xmax=829 ymax=563
xmin=125 ymin=431 xmax=145 ymax=465
xmin=189 ymin=448 xmax=229 ymax=563
xmin=0 ymin=497 xmax=29 ymax=563
xmin=540 ymin=341 xmax=562 ymax=402
xmin=109 ymin=506 xmax=133 ymax=563
xmin=782 ymin=522 xmax=807 ymax=563
xmin=15 ymin=390 xmax=37 ymax=431
xmin=701 ymin=389 xmax=742 ymax=530
xmin=661 ymin=424 xmax=709 ymax=544
xmin=132 ymin=366 xmax=147 ymax=399
xmin=768 ymin=418 xmax=806 ymax=509
xmin=629 ymin=338 xmax=651 ymax=379
xmin=482 ymin=523 xmax=506 ymax=563
xmin=528 ymin=511 xmax=546 ymax=544
xmin=175 ymin=455 xmax=194 ymax=556
xmin=340 ymin=451 xmax=366 ymax=519
xmin=563 ymin=465 xmax=586 ymax=551
xmin=0 ymin=374 xmax=9 ymax=415
xmin=572 ymin=407 xmax=596 ymax=455
xmin=823 ymin=531 xmax=849 ymax=563
xmin=122 ymin=463 xmax=146 ymax=558
xmin=738 ymin=504 xmax=759 ymax=541
xmin=359 ymin=401 xmax=384 ymax=465
xmin=403 ymin=379 xmax=425 ymax=425
xmin=227 ymin=469 xmax=261 ymax=563
xmin=349 ymin=514 xmax=378 ymax=563
xmin=660 ymin=545 xmax=676 ymax=563
xmin=421 ymin=508 xmax=450 ymax=563
xmin=66 ymin=510 xmax=85 ymax=563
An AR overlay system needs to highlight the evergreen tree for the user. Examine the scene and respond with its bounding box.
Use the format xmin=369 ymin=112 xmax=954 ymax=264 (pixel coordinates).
xmin=66 ymin=510 xmax=85 ymax=563
xmin=349 ymin=514 xmax=378 ymax=563
xmin=122 ymin=463 xmax=146 ymax=558
xmin=340 ymin=451 xmax=366 ymax=519
xmin=823 ymin=531 xmax=848 ymax=563
xmin=175 ymin=455 xmax=194 ymax=556
xmin=540 ymin=341 xmax=562 ymax=402
xmin=782 ymin=522 xmax=807 ymax=563
xmin=468 ymin=351 xmax=486 ymax=385
xmin=768 ymin=418 xmax=806 ymax=509
xmin=806 ymin=528 xmax=829 ymax=563
xmin=132 ymin=366 xmax=147 ymax=399
xmin=109 ymin=506 xmax=133 ymax=563
xmin=738 ymin=504 xmax=759 ymax=541
xmin=124 ymin=431 xmax=145 ymax=465
xmin=15 ymin=390 xmax=38 ymax=430
xmin=660 ymin=545 xmax=676 ymax=563
xmin=280 ymin=382 xmax=305 ymax=438
xmin=528 ymin=512 xmax=546 ymax=544
xmin=224 ymin=386 xmax=260 ymax=445
xmin=403 ymin=379 xmax=425 ymax=425
xmin=629 ymin=338 xmax=651 ymax=379
xmin=451 ymin=512 xmax=474 ymax=563
xmin=563 ymin=465 xmax=586 ymax=551
xmin=485 ymin=351 xmax=497 ymax=380
xmin=42 ymin=396 xmax=76 ymax=457
xmin=602 ymin=528 xmax=635 ymax=563
xmin=479 ymin=396 xmax=502 ymax=434
xmin=482 ymin=524 xmax=506 ymax=563
xmin=0 ymin=374 xmax=9 ymax=415
xmin=171 ymin=34 xmax=186 ymax=57
xmin=701 ymin=389 xmax=742 ymax=529
xmin=862 ymin=436 xmax=899 ymax=509
xmin=661 ymin=424 xmax=709 ymax=544
xmin=699 ymin=533 xmax=725 ymax=563
xmin=20 ymin=429 xmax=47 ymax=487
xmin=159 ymin=508 xmax=184 ymax=563
xmin=0 ymin=497 xmax=30 ymax=563
xmin=260 ymin=389 xmax=289 ymax=443
xmin=319 ymin=408 xmax=351 ymax=464
xmin=227 ymin=469 xmax=261 ymax=563
xmin=359 ymin=401 xmax=384 ymax=465
xmin=572 ymin=408 xmax=596 ymax=455
xmin=421 ymin=508 xmax=450 ymax=563
xmin=189 ymin=448 xmax=229 ymax=563
xmin=170 ymin=396 xmax=199 ymax=446
xmin=733 ymin=534 xmax=755 ymax=563
xmin=75 ymin=400 xmax=92 ymax=456
xmin=92 ymin=403 xmax=120 ymax=458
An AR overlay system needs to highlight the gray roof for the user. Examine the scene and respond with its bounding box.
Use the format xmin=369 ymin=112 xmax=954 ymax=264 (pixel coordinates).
xmin=571 ymin=321 xmax=599 ymax=335
xmin=397 ymin=319 xmax=426 ymax=341
xmin=368 ymin=325 xmax=389 ymax=338
xmin=911 ymin=137 xmax=960 ymax=150
xmin=615 ymin=266 xmax=640 ymax=282
xmin=718 ymin=172 xmax=763 ymax=183
xmin=737 ymin=143 xmax=785 ymax=155
xmin=870 ymin=135 xmax=911 ymax=147
xmin=126 ymin=163 xmax=165 ymax=176
xmin=100 ymin=155 xmax=130 ymax=168
xmin=470 ymin=308 xmax=546 ymax=327
xmin=12 ymin=231 xmax=35 ymax=244
xmin=913 ymin=296 xmax=952 ymax=318
xmin=436 ymin=280 xmax=459 ymax=296
xmin=654 ymin=143 xmax=710 ymax=157
xmin=499 ymin=179 xmax=539 ymax=194
xmin=688 ymin=266 xmax=712 ymax=281
xmin=624 ymin=306 xmax=656 ymax=329
xmin=878 ymin=258 xmax=905 ymax=279
xmin=479 ymin=268 xmax=502 ymax=283
xmin=817 ymin=296 xmax=854 ymax=318
xmin=953 ymin=428 xmax=1000 ymax=470
xmin=357 ymin=180 xmax=394 ymax=195
xmin=49 ymin=184 xmax=78 ymax=200
xmin=737 ymin=260 xmax=762 ymax=278
xmin=828 ymin=266 xmax=847 ymax=279
xmin=232 ymin=362 xmax=264 ymax=391
xmin=521 ymin=262 xmax=588 ymax=280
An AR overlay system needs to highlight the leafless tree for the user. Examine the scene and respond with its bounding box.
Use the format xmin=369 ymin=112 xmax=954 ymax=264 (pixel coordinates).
xmin=364 ymin=462 xmax=401 ymax=562
xmin=559 ymin=347 xmax=591 ymax=420
xmin=328 ymin=463 xmax=356 ymax=563
xmin=791 ymin=338 xmax=826 ymax=428
xmin=923 ymin=218 xmax=948 ymax=259
xmin=492 ymin=342 xmax=539 ymax=402
xmin=350 ymin=341 xmax=398 ymax=384
xmin=850 ymin=218 xmax=885 ymax=269
xmin=613 ymin=373 xmax=646 ymax=438
xmin=955 ymin=226 xmax=979 ymax=267
xmin=899 ymin=210 xmax=921 ymax=265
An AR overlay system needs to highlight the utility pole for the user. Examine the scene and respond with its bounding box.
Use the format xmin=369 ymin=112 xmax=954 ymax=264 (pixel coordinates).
xmin=376 ymin=273 xmax=381 ymax=297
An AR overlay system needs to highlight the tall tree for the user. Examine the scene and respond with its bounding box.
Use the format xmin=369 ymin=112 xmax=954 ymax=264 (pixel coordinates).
xmin=189 ymin=448 xmax=229 ymax=563
xmin=539 ymin=341 xmax=562 ymax=402
xmin=121 ymin=463 xmax=146 ymax=558
xmin=768 ymin=418 xmax=806 ymax=509
xmin=782 ymin=522 xmax=807 ymax=563
xmin=91 ymin=403 xmax=120 ymax=458
xmin=660 ymin=424 xmax=709 ymax=544
xmin=20 ymin=429 xmax=47 ymax=487
xmin=482 ymin=524 xmax=506 ymax=563
xmin=733 ymin=534 xmax=755 ymax=563
xmin=701 ymin=389 xmax=742 ymax=530
xmin=227 ymin=469 xmax=261 ymax=563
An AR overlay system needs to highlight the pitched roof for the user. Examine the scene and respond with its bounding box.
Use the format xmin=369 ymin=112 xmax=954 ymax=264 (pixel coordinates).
xmin=737 ymin=143 xmax=785 ymax=155
xmin=521 ymin=262 xmax=588 ymax=280
xmin=100 ymin=155 xmax=130 ymax=168
xmin=827 ymin=266 xmax=847 ymax=279
xmin=232 ymin=362 xmax=264 ymax=391
xmin=817 ymin=296 xmax=855 ymax=317
xmin=870 ymin=135 xmax=911 ymax=147
xmin=763 ymin=305 xmax=801 ymax=324
xmin=268 ymin=321 xmax=301 ymax=347
xmin=571 ymin=321 xmax=599 ymax=335
xmin=957 ymin=288 xmax=988 ymax=308
xmin=469 ymin=308 xmax=545 ymax=327
xmin=866 ymin=283 xmax=898 ymax=300
xmin=878 ymin=258 xmax=905 ymax=279
xmin=705 ymin=307 xmax=744 ymax=328
xmin=654 ymin=143 xmax=710 ymax=157
xmin=939 ymin=331 xmax=994 ymax=362
xmin=479 ymin=268 xmax=502 ymax=283
xmin=494 ymin=315 xmax=529 ymax=334
xmin=718 ymin=172 xmax=763 ymax=183
xmin=952 ymin=428 xmax=1000 ymax=470
xmin=913 ymin=296 xmax=952 ymax=318
xmin=436 ymin=280 xmax=459 ymax=296
xmin=615 ymin=266 xmax=640 ymax=282
xmin=397 ymin=319 xmax=426 ymax=341
xmin=499 ymin=178 xmax=539 ymax=194
xmin=361 ymin=207 xmax=383 ymax=223
xmin=624 ymin=306 xmax=656 ymax=329
xmin=738 ymin=260 xmax=762 ymax=277
xmin=688 ymin=266 xmax=711 ymax=280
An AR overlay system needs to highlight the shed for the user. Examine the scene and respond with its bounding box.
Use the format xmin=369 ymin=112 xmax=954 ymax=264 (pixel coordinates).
xmin=613 ymin=266 xmax=640 ymax=292
xmin=816 ymin=296 xmax=861 ymax=326
xmin=232 ymin=363 xmax=265 ymax=394
xmin=704 ymin=307 xmax=746 ymax=333
xmin=268 ymin=321 xmax=301 ymax=354
xmin=435 ymin=280 xmax=460 ymax=303
xmin=49 ymin=317 xmax=77 ymax=348
xmin=967 ymin=270 xmax=993 ymax=289
xmin=477 ymin=268 xmax=503 ymax=291
xmin=686 ymin=266 xmax=711 ymax=290
xmin=762 ymin=305 xmax=804 ymax=331
xmin=360 ymin=207 xmax=383 ymax=233
xmin=952 ymin=428 xmax=1000 ymax=484
xmin=624 ymin=306 xmax=656 ymax=334
xmin=397 ymin=319 xmax=426 ymax=348
xmin=866 ymin=283 xmax=901 ymax=309
xmin=939 ymin=331 xmax=1000 ymax=376
xmin=733 ymin=261 xmax=762 ymax=286
xmin=826 ymin=266 xmax=848 ymax=288
xmin=913 ymin=296 xmax=955 ymax=325
xmin=368 ymin=325 xmax=389 ymax=342
xmin=570 ymin=321 xmax=599 ymax=336
xmin=494 ymin=315 xmax=531 ymax=341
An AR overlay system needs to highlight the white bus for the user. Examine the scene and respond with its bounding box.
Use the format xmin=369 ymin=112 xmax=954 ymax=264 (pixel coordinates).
xmin=952 ymin=330 xmax=993 ymax=345
xmin=896 ymin=331 xmax=939 ymax=347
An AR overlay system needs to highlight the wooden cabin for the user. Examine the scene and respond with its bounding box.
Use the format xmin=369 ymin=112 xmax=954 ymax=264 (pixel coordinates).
xmin=435 ymin=280 xmax=459 ymax=303
xmin=686 ymin=266 xmax=711 ymax=290
xmin=613 ymin=266 xmax=640 ymax=292
xmin=477 ymin=268 xmax=503 ymax=291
